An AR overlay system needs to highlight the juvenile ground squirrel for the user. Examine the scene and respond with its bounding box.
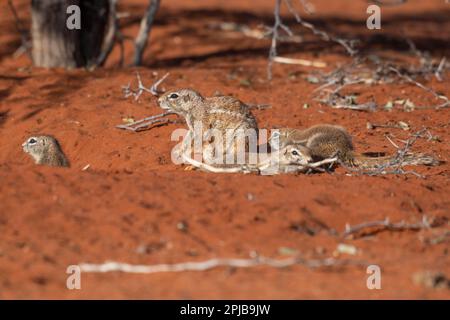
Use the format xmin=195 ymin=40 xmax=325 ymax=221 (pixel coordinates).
xmin=180 ymin=142 xmax=337 ymax=175
xmin=270 ymin=124 xmax=439 ymax=168
xmin=22 ymin=135 xmax=69 ymax=167
xmin=158 ymin=89 xmax=258 ymax=165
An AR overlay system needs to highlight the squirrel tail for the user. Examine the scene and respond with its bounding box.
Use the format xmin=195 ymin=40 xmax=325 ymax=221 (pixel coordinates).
xmin=349 ymin=152 xmax=441 ymax=169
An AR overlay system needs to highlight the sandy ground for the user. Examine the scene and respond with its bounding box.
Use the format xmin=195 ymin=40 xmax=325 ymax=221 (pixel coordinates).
xmin=0 ymin=0 xmax=449 ymax=299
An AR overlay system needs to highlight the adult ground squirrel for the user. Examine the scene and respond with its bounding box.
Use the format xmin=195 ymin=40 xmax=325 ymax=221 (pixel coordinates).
xmin=270 ymin=124 xmax=439 ymax=168
xmin=22 ymin=135 xmax=69 ymax=167
xmin=158 ymin=89 xmax=258 ymax=165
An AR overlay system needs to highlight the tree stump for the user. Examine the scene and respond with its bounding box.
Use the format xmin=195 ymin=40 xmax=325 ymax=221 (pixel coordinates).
xmin=31 ymin=0 xmax=109 ymax=68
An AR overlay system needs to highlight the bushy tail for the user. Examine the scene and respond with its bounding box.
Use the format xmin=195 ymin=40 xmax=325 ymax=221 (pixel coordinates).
xmin=352 ymin=152 xmax=441 ymax=169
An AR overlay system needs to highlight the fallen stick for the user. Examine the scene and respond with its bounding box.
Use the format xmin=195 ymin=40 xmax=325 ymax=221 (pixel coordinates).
xmin=342 ymin=216 xmax=433 ymax=238
xmin=79 ymin=255 xmax=366 ymax=274
xmin=273 ymin=56 xmax=327 ymax=68
xmin=181 ymin=152 xmax=338 ymax=174
xmin=116 ymin=112 xmax=175 ymax=132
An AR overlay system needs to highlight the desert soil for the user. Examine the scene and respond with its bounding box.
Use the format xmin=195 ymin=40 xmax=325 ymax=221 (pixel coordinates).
xmin=0 ymin=0 xmax=449 ymax=299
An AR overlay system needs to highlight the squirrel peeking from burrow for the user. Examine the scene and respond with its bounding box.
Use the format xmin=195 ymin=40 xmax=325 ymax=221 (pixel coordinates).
xmin=22 ymin=135 xmax=69 ymax=167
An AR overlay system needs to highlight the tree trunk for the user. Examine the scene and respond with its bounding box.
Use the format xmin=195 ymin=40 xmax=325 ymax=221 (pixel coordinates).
xmin=31 ymin=0 xmax=109 ymax=68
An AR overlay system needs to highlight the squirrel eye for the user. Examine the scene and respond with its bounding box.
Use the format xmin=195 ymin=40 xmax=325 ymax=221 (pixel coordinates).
xmin=169 ymin=93 xmax=179 ymax=99
xmin=28 ymin=138 xmax=37 ymax=145
xmin=291 ymin=150 xmax=299 ymax=156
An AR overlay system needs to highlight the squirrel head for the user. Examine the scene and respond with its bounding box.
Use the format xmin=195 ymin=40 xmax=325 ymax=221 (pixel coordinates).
xmin=22 ymin=135 xmax=62 ymax=164
xmin=280 ymin=144 xmax=312 ymax=165
xmin=158 ymin=88 xmax=204 ymax=116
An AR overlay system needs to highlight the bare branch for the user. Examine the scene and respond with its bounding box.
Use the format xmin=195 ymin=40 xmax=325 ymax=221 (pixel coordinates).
xmin=122 ymin=71 xmax=169 ymax=100
xmin=310 ymin=55 xmax=449 ymax=111
xmin=117 ymin=72 xmax=173 ymax=132
xmin=339 ymin=129 xmax=441 ymax=177
xmin=267 ymin=0 xmax=284 ymax=79
xmin=434 ymin=57 xmax=446 ymax=82
xmin=284 ymin=0 xmax=358 ymax=56
xmin=369 ymin=0 xmax=407 ymax=5
xmin=267 ymin=0 xmax=357 ymax=79
xmin=80 ymin=255 xmax=366 ymax=274
xmin=7 ymin=0 xmax=31 ymax=59
xmin=342 ymin=215 xmax=435 ymax=239
xmin=133 ymin=0 xmax=161 ymax=66
xmin=95 ymin=0 xmax=118 ymax=67
xmin=116 ymin=112 xmax=175 ymax=132
xmin=389 ymin=66 xmax=450 ymax=109
xmin=150 ymin=72 xmax=170 ymax=95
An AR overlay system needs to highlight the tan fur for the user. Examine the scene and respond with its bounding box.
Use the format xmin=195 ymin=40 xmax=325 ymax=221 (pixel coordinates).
xmin=158 ymin=89 xmax=258 ymax=165
xmin=271 ymin=124 xmax=439 ymax=168
xmin=22 ymin=135 xmax=69 ymax=167
xmin=180 ymin=143 xmax=316 ymax=174
xmin=271 ymin=124 xmax=354 ymax=163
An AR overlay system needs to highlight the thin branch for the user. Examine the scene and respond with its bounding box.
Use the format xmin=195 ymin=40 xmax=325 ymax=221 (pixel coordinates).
xmin=310 ymin=55 xmax=449 ymax=111
xmin=342 ymin=215 xmax=434 ymax=239
xmin=116 ymin=112 xmax=175 ymax=132
xmin=272 ymin=56 xmax=326 ymax=68
xmin=117 ymin=72 xmax=173 ymax=132
xmin=423 ymin=231 xmax=450 ymax=245
xmin=267 ymin=0 xmax=285 ymax=79
xmin=267 ymin=0 xmax=357 ymax=79
xmin=133 ymin=0 xmax=161 ymax=66
xmin=7 ymin=0 xmax=31 ymax=59
xmin=150 ymin=72 xmax=170 ymax=95
xmin=79 ymin=255 xmax=366 ymax=274
xmin=389 ymin=66 xmax=450 ymax=109
xmin=339 ymin=129 xmax=440 ymax=177
xmin=122 ymin=71 xmax=169 ymax=100
xmin=247 ymin=103 xmax=272 ymax=110
xmin=370 ymin=0 xmax=407 ymax=5
xmin=434 ymin=57 xmax=446 ymax=82
xmin=95 ymin=0 xmax=118 ymax=67
xmin=284 ymin=0 xmax=358 ymax=56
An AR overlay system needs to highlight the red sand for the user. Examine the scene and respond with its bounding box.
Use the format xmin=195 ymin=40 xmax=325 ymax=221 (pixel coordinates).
xmin=0 ymin=0 xmax=448 ymax=299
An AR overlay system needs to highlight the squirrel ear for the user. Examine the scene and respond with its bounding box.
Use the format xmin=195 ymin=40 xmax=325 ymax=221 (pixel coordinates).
xmin=183 ymin=95 xmax=190 ymax=103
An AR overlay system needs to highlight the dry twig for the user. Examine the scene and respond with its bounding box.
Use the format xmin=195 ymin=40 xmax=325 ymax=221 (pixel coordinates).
xmin=389 ymin=66 xmax=450 ymax=109
xmin=338 ymin=129 xmax=440 ymax=177
xmin=122 ymin=71 xmax=169 ymax=100
xmin=310 ymin=54 xmax=449 ymax=111
xmin=117 ymin=72 xmax=173 ymax=132
xmin=273 ymin=56 xmax=326 ymax=68
xmin=267 ymin=0 xmax=357 ymax=79
xmin=116 ymin=112 xmax=175 ymax=132
xmin=80 ymin=255 xmax=366 ymax=274
xmin=342 ymin=216 xmax=434 ymax=238
xmin=283 ymin=0 xmax=357 ymax=56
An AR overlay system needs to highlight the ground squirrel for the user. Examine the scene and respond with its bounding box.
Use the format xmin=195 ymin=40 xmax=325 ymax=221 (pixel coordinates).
xmin=158 ymin=89 xmax=258 ymax=165
xmin=22 ymin=135 xmax=69 ymax=167
xmin=179 ymin=142 xmax=337 ymax=175
xmin=270 ymin=124 xmax=439 ymax=168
